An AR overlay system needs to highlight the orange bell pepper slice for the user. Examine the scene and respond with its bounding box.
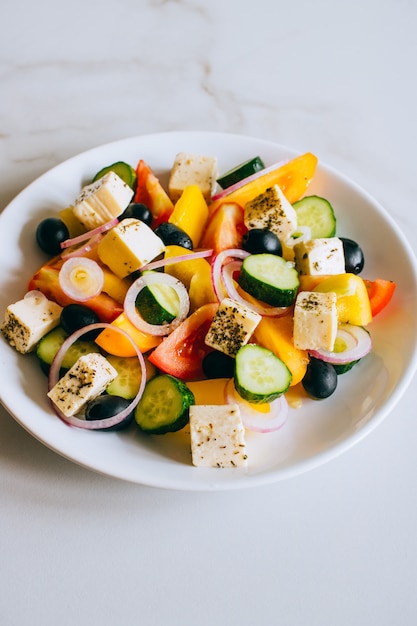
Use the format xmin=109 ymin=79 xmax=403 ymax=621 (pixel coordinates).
xmin=95 ymin=312 xmax=162 ymax=357
xmin=208 ymin=152 xmax=318 ymax=216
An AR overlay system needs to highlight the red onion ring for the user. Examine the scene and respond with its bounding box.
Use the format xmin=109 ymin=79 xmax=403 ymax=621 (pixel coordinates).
xmin=211 ymin=248 xmax=250 ymax=302
xmin=48 ymin=323 xmax=147 ymax=429
xmin=211 ymin=159 xmax=288 ymax=202
xmin=59 ymin=256 xmax=105 ymax=301
xmin=140 ymin=248 xmax=213 ymax=272
xmin=224 ymin=378 xmax=288 ymax=433
xmin=124 ymin=272 xmax=190 ymax=336
xmin=221 ymin=260 xmax=290 ymax=318
xmin=309 ymin=324 xmax=372 ymax=364
xmin=60 ymin=216 xmax=119 ymax=249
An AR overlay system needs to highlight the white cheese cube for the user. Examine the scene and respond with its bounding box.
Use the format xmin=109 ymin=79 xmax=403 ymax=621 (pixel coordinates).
xmin=293 ymin=237 xmax=345 ymax=276
xmin=204 ymin=297 xmax=262 ymax=357
xmin=293 ymin=291 xmax=338 ymax=351
xmin=73 ymin=171 xmax=134 ymax=230
xmin=190 ymin=404 xmax=248 ymax=468
xmin=97 ymin=218 xmax=166 ymax=278
xmin=168 ymin=152 xmax=218 ymax=203
xmin=1 ymin=291 xmax=62 ymax=354
xmin=244 ymin=184 xmax=298 ymax=241
xmin=47 ymin=353 xmax=117 ymax=417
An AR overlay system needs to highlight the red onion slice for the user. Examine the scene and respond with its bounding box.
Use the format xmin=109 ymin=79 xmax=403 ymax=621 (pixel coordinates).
xmin=309 ymin=324 xmax=372 ymax=364
xmin=60 ymin=233 xmax=104 ymax=260
xmin=48 ymin=323 xmax=147 ymax=429
xmin=211 ymin=159 xmax=289 ymax=202
xmin=124 ymin=271 xmax=190 ymax=336
xmin=224 ymin=378 xmax=288 ymax=433
xmin=60 ymin=216 xmax=119 ymax=249
xmin=140 ymin=248 xmax=213 ymax=272
xmin=59 ymin=257 xmax=105 ymax=301
xmin=221 ymin=260 xmax=290 ymax=318
xmin=211 ymin=248 xmax=250 ymax=302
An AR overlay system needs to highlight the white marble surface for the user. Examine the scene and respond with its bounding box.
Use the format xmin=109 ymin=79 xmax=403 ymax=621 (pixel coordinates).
xmin=1 ymin=0 xmax=417 ymax=624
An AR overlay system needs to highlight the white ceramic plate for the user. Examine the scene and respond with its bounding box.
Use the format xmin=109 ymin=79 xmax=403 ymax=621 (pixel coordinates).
xmin=1 ymin=131 xmax=416 ymax=490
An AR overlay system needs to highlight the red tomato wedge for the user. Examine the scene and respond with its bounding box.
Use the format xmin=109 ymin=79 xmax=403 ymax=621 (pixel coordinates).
xmin=134 ymin=159 xmax=174 ymax=227
xmin=200 ymin=202 xmax=246 ymax=255
xmin=363 ymin=279 xmax=396 ymax=316
xmin=148 ymin=303 xmax=218 ymax=379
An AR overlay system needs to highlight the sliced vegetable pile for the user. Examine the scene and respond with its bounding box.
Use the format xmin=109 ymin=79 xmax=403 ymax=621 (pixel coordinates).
xmin=1 ymin=150 xmax=396 ymax=468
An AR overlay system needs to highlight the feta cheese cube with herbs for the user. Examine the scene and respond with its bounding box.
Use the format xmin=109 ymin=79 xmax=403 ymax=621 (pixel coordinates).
xmin=293 ymin=237 xmax=345 ymax=276
xmin=244 ymin=184 xmax=298 ymax=241
xmin=293 ymin=291 xmax=338 ymax=351
xmin=47 ymin=353 xmax=118 ymax=417
xmin=189 ymin=404 xmax=248 ymax=468
xmin=97 ymin=218 xmax=166 ymax=278
xmin=168 ymin=152 xmax=218 ymax=203
xmin=1 ymin=291 xmax=62 ymax=354
xmin=72 ymin=171 xmax=134 ymax=231
xmin=204 ymin=297 xmax=262 ymax=357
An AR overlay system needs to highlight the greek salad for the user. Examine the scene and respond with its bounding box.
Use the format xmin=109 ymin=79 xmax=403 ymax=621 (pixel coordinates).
xmin=1 ymin=150 xmax=396 ymax=468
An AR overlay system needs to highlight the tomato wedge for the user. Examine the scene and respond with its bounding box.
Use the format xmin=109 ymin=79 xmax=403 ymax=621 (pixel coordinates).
xmin=148 ymin=303 xmax=218 ymax=379
xmin=134 ymin=159 xmax=174 ymax=227
xmin=363 ymin=279 xmax=396 ymax=316
xmin=200 ymin=202 xmax=246 ymax=255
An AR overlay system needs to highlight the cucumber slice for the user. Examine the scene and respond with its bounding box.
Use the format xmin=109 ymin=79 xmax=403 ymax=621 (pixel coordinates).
xmin=292 ymin=195 xmax=336 ymax=238
xmin=234 ymin=344 xmax=292 ymax=404
xmin=217 ymin=156 xmax=265 ymax=189
xmin=333 ymin=360 xmax=360 ymax=374
xmin=105 ymin=355 xmax=156 ymax=400
xmin=36 ymin=326 xmax=100 ymax=374
xmin=134 ymin=374 xmax=195 ymax=434
xmin=135 ymin=278 xmax=181 ymax=325
xmin=92 ymin=161 xmax=137 ymax=189
xmin=238 ymin=253 xmax=299 ymax=307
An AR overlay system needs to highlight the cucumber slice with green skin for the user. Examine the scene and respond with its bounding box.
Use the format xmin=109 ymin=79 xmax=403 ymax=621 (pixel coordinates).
xmin=333 ymin=359 xmax=360 ymax=374
xmin=234 ymin=344 xmax=292 ymax=404
xmin=134 ymin=374 xmax=195 ymax=434
xmin=135 ymin=279 xmax=180 ymax=325
xmin=106 ymin=355 xmax=156 ymax=400
xmin=92 ymin=161 xmax=137 ymax=189
xmin=292 ymin=195 xmax=336 ymax=238
xmin=238 ymin=253 xmax=299 ymax=307
xmin=217 ymin=156 xmax=265 ymax=189
xmin=36 ymin=326 xmax=100 ymax=374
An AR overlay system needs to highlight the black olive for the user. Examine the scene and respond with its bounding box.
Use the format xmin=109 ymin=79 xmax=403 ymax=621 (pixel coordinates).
xmin=60 ymin=304 xmax=101 ymax=340
xmin=36 ymin=218 xmax=69 ymax=255
xmin=154 ymin=222 xmax=193 ymax=250
xmin=119 ymin=202 xmax=153 ymax=226
xmin=302 ymin=357 xmax=338 ymax=399
xmin=242 ymin=228 xmax=282 ymax=256
xmin=340 ymin=237 xmax=365 ymax=274
xmin=202 ymin=351 xmax=235 ymax=379
xmin=85 ymin=395 xmax=134 ymax=430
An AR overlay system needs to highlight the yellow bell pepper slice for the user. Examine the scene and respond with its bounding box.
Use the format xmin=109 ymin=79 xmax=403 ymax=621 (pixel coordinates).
xmin=313 ymin=273 xmax=372 ymax=326
xmin=164 ymin=245 xmax=217 ymax=311
xmin=168 ymin=185 xmax=209 ymax=248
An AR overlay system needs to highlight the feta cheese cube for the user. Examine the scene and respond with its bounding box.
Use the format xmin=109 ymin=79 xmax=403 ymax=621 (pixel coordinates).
xmin=205 ymin=298 xmax=262 ymax=357
xmin=293 ymin=291 xmax=338 ymax=351
xmin=168 ymin=152 xmax=218 ymax=203
xmin=293 ymin=237 xmax=345 ymax=276
xmin=73 ymin=171 xmax=134 ymax=230
xmin=47 ymin=353 xmax=118 ymax=417
xmin=97 ymin=218 xmax=166 ymax=278
xmin=244 ymin=184 xmax=298 ymax=241
xmin=1 ymin=291 xmax=62 ymax=354
xmin=189 ymin=404 xmax=248 ymax=468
